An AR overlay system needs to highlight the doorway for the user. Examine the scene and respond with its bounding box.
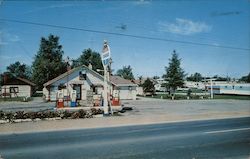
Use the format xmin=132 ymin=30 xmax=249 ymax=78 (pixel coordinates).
xmin=73 ymin=84 xmax=81 ymax=100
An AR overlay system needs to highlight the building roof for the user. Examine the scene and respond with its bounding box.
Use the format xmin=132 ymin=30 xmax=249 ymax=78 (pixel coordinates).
xmin=110 ymin=76 xmax=137 ymax=86
xmin=43 ymin=66 xmax=82 ymax=87
xmin=43 ymin=65 xmax=136 ymax=87
xmin=44 ymin=65 xmax=111 ymax=87
xmin=3 ymin=77 xmax=36 ymax=86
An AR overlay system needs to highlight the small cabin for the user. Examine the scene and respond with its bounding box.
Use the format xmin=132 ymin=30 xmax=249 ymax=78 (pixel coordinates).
xmin=1 ymin=77 xmax=36 ymax=98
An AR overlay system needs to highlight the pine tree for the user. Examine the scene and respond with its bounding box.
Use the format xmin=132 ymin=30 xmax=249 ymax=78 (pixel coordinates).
xmin=163 ymin=50 xmax=185 ymax=96
xmin=142 ymin=78 xmax=155 ymax=94
xmin=116 ymin=65 xmax=135 ymax=80
xmin=32 ymin=34 xmax=67 ymax=90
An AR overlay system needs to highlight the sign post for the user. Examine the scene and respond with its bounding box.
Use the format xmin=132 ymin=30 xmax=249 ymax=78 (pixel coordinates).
xmin=101 ymin=40 xmax=112 ymax=115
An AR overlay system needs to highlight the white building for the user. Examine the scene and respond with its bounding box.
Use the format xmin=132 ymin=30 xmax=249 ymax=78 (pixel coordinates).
xmin=154 ymin=78 xmax=167 ymax=92
xmin=1 ymin=77 xmax=36 ymax=98
xmin=184 ymin=81 xmax=206 ymax=90
xmin=43 ymin=65 xmax=137 ymax=104
xmin=206 ymin=82 xmax=250 ymax=95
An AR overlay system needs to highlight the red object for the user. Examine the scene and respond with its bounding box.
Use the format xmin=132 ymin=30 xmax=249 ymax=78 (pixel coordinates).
xmin=57 ymin=101 xmax=64 ymax=108
xmin=112 ymin=98 xmax=120 ymax=106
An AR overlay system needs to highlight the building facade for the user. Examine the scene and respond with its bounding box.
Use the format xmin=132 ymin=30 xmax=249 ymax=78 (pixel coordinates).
xmin=1 ymin=77 xmax=36 ymax=98
xmin=43 ymin=65 xmax=137 ymax=104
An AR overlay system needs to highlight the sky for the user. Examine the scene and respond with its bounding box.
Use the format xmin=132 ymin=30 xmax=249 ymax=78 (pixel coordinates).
xmin=0 ymin=0 xmax=249 ymax=79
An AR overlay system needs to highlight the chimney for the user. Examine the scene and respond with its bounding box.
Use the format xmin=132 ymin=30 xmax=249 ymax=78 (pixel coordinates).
xmin=3 ymin=74 xmax=8 ymax=85
xmin=88 ymin=63 xmax=92 ymax=70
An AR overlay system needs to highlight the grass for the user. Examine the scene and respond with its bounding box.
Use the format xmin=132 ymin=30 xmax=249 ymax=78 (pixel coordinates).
xmin=176 ymin=89 xmax=205 ymax=93
xmin=214 ymin=94 xmax=250 ymax=100
xmin=144 ymin=93 xmax=250 ymax=100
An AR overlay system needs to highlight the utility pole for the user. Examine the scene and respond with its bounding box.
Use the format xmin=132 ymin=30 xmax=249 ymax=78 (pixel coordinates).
xmin=210 ymin=78 xmax=213 ymax=99
xmin=207 ymin=78 xmax=216 ymax=99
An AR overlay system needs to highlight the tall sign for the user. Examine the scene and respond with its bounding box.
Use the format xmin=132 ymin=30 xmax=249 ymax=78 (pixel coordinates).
xmin=101 ymin=40 xmax=112 ymax=115
xmin=102 ymin=40 xmax=111 ymax=66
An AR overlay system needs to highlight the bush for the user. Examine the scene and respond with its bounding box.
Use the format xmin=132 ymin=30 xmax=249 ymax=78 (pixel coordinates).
xmin=78 ymin=109 xmax=86 ymax=118
xmin=71 ymin=112 xmax=80 ymax=119
xmin=0 ymin=110 xmax=4 ymax=120
xmin=91 ymin=108 xmax=103 ymax=115
xmin=5 ymin=112 xmax=14 ymax=122
xmin=14 ymin=111 xmax=25 ymax=119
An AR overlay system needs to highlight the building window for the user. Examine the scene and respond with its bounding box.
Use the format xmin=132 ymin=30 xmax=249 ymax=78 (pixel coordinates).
xmin=225 ymin=86 xmax=227 ymax=88
xmin=79 ymin=71 xmax=86 ymax=80
xmin=239 ymin=86 xmax=243 ymax=89
xmin=10 ymin=87 xmax=19 ymax=93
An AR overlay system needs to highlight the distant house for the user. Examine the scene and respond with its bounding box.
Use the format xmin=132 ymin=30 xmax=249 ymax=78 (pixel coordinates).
xmin=110 ymin=76 xmax=137 ymax=100
xmin=1 ymin=76 xmax=36 ymax=98
xmin=43 ymin=65 xmax=137 ymax=103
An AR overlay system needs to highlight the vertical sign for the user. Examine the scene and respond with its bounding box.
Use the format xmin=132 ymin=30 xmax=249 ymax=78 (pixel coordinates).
xmin=102 ymin=40 xmax=111 ymax=66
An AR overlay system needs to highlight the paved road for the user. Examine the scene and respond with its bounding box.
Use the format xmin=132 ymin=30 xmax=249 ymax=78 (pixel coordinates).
xmin=0 ymin=117 xmax=250 ymax=159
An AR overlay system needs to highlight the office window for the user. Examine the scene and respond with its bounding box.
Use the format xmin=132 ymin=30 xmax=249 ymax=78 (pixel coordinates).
xmin=79 ymin=71 xmax=86 ymax=80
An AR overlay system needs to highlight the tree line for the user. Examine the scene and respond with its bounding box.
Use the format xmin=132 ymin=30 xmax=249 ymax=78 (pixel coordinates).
xmin=0 ymin=34 xmax=136 ymax=90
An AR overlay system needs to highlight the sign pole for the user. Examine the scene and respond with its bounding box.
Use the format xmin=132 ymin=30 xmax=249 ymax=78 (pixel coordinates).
xmin=103 ymin=66 xmax=109 ymax=115
xmin=101 ymin=40 xmax=112 ymax=115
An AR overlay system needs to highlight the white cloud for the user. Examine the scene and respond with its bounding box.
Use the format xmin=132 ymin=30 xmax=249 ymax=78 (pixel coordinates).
xmin=0 ymin=31 xmax=20 ymax=45
xmin=159 ymin=18 xmax=212 ymax=35
xmin=134 ymin=0 xmax=151 ymax=5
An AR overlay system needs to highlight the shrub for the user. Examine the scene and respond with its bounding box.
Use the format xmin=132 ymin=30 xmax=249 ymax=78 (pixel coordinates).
xmin=14 ymin=111 xmax=25 ymax=119
xmin=0 ymin=110 xmax=4 ymax=120
xmin=5 ymin=112 xmax=14 ymax=122
xmin=91 ymin=108 xmax=103 ymax=115
xmin=78 ymin=109 xmax=86 ymax=118
xmin=71 ymin=112 xmax=80 ymax=119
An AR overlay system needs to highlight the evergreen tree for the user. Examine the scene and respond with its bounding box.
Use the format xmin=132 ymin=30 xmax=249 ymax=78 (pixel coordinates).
xmin=116 ymin=65 xmax=135 ymax=80
xmin=186 ymin=72 xmax=203 ymax=82
xmin=163 ymin=50 xmax=185 ymax=95
xmin=142 ymin=78 xmax=155 ymax=94
xmin=32 ymin=34 xmax=67 ymax=90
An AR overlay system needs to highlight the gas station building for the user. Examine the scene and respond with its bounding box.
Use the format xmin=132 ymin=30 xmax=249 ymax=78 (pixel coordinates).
xmin=43 ymin=65 xmax=137 ymax=106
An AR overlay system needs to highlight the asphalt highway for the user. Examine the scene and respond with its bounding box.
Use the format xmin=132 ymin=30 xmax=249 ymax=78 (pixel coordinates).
xmin=0 ymin=117 xmax=250 ymax=159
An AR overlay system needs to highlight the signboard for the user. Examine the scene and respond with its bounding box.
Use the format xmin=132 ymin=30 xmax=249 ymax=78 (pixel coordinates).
xmin=101 ymin=41 xmax=111 ymax=66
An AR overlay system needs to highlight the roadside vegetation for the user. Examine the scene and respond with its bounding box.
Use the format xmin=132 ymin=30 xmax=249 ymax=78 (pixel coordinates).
xmin=0 ymin=108 xmax=103 ymax=123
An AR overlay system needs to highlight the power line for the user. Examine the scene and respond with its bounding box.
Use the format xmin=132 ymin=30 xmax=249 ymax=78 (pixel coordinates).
xmin=0 ymin=18 xmax=249 ymax=51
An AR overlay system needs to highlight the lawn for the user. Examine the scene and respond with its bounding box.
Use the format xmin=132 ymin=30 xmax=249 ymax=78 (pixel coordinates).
xmin=145 ymin=93 xmax=250 ymax=100
xmin=214 ymin=94 xmax=250 ymax=100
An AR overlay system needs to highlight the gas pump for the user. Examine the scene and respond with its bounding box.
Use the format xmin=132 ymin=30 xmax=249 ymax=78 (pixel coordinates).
xmin=112 ymin=90 xmax=120 ymax=106
xmin=57 ymin=90 xmax=64 ymax=108
xmin=70 ymin=90 xmax=77 ymax=107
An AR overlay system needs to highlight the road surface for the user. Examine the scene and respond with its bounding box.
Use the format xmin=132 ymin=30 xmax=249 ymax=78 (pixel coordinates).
xmin=0 ymin=117 xmax=250 ymax=159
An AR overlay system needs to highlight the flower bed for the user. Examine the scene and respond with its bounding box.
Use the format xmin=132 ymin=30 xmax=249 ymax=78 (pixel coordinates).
xmin=0 ymin=108 xmax=104 ymax=124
